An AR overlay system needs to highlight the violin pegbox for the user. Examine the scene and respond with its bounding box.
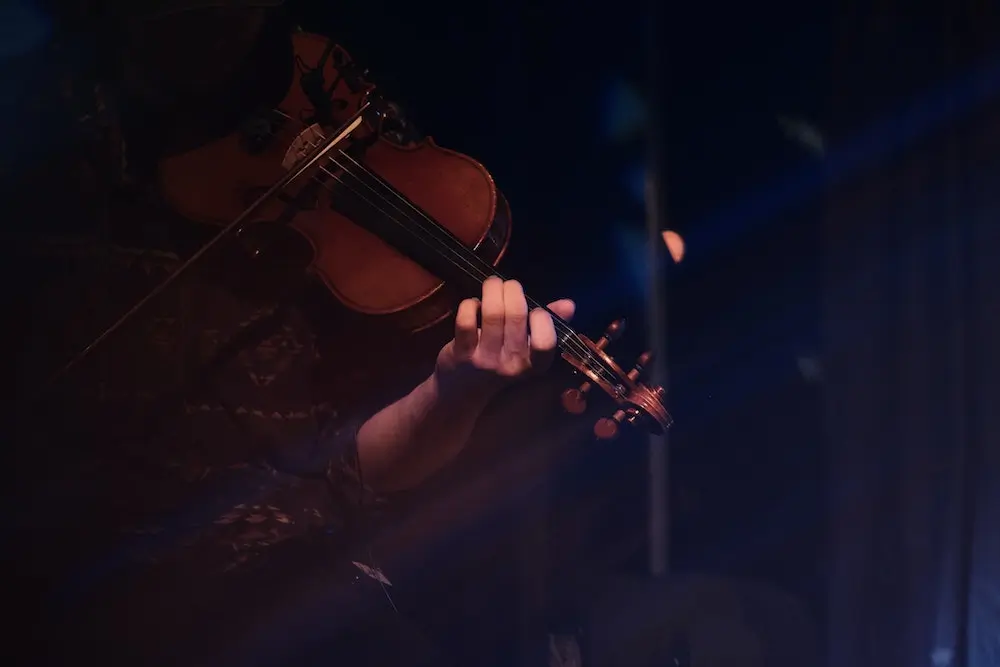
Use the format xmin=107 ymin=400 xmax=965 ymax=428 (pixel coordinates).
xmin=560 ymin=318 xmax=673 ymax=439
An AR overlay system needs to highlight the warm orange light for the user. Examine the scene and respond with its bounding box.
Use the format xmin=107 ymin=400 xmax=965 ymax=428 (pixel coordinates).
xmin=661 ymin=230 xmax=685 ymax=263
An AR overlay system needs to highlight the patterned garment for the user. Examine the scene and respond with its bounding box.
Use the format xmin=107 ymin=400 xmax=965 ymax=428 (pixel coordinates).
xmin=19 ymin=234 xmax=424 ymax=583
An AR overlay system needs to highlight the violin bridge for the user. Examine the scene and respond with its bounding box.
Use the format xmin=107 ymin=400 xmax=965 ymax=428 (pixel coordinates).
xmin=281 ymin=115 xmax=364 ymax=173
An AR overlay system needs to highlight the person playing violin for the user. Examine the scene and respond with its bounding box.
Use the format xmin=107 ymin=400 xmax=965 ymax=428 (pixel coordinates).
xmin=356 ymin=281 xmax=576 ymax=492
xmin=20 ymin=222 xmax=574 ymax=663
xmin=15 ymin=3 xmax=587 ymax=664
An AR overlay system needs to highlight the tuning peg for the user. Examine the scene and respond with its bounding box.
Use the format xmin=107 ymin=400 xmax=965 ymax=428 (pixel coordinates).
xmin=594 ymin=407 xmax=640 ymax=440
xmin=561 ymin=319 xmax=626 ymax=415
xmin=597 ymin=319 xmax=626 ymax=350
xmin=561 ymin=384 xmax=590 ymax=414
xmin=627 ymin=350 xmax=654 ymax=381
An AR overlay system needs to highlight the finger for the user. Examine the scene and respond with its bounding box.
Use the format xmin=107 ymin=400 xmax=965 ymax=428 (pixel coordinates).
xmin=528 ymin=307 xmax=558 ymax=370
xmin=545 ymin=299 xmax=576 ymax=322
xmin=453 ymin=298 xmax=480 ymax=358
xmin=502 ymin=280 xmax=529 ymax=357
xmin=478 ymin=276 xmax=506 ymax=356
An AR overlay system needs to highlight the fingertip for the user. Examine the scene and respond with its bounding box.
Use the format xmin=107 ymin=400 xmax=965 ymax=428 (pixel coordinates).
xmin=548 ymin=299 xmax=576 ymax=321
xmin=456 ymin=297 xmax=480 ymax=323
xmin=502 ymin=280 xmax=528 ymax=313
xmin=528 ymin=307 xmax=558 ymax=352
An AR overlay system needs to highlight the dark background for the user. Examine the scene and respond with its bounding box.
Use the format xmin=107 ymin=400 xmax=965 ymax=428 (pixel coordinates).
xmin=9 ymin=0 xmax=999 ymax=664
xmin=294 ymin=0 xmax=832 ymax=626
xmin=3 ymin=0 xmax=851 ymax=662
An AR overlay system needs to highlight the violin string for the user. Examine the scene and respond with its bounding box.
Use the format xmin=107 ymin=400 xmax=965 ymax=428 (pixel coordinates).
xmin=241 ymin=112 xmax=622 ymax=387
xmin=324 ymin=154 xmax=633 ymax=389
xmin=262 ymin=112 xmax=535 ymax=315
xmin=324 ymin=161 xmax=613 ymax=377
xmin=307 ymin=149 xmax=623 ymax=388
xmin=331 ymin=152 xmax=552 ymax=318
xmin=268 ymin=109 xmax=588 ymax=347
xmin=333 ymin=146 xmax=590 ymax=343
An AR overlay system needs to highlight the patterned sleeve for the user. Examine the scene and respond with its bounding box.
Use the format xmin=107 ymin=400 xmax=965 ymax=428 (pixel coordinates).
xmin=324 ymin=415 xmax=387 ymax=520
xmin=320 ymin=358 xmax=436 ymax=530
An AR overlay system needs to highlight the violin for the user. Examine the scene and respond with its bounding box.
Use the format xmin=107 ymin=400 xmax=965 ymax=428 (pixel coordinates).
xmin=153 ymin=31 xmax=674 ymax=438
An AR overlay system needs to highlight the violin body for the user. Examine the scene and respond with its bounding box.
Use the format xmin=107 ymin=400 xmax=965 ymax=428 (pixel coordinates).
xmin=157 ymin=31 xmax=510 ymax=331
xmin=156 ymin=31 xmax=671 ymax=438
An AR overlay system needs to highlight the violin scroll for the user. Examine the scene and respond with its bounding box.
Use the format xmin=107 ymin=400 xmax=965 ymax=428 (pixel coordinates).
xmin=560 ymin=319 xmax=672 ymax=439
xmin=560 ymin=318 xmax=625 ymax=415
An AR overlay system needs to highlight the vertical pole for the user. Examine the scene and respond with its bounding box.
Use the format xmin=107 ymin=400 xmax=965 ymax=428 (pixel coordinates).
xmin=644 ymin=0 xmax=669 ymax=577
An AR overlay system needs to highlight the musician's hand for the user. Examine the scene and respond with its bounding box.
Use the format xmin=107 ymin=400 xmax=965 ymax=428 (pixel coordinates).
xmin=434 ymin=277 xmax=575 ymax=396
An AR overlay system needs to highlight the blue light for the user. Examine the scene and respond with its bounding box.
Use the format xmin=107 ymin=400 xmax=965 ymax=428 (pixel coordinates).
xmin=601 ymin=78 xmax=646 ymax=143
xmin=0 ymin=1 xmax=51 ymax=59
xmin=622 ymin=162 xmax=646 ymax=203
xmin=612 ymin=224 xmax=650 ymax=299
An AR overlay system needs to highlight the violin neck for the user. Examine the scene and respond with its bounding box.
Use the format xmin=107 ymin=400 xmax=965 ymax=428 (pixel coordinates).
xmin=324 ymin=149 xmax=582 ymax=351
xmin=430 ymin=237 xmax=580 ymax=352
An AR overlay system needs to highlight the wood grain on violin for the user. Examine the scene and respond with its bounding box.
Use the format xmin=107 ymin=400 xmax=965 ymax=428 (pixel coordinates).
xmin=155 ymin=31 xmax=671 ymax=437
xmin=158 ymin=32 xmax=509 ymax=332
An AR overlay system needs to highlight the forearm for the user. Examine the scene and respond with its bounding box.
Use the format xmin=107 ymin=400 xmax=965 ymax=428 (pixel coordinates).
xmin=355 ymin=372 xmax=493 ymax=493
